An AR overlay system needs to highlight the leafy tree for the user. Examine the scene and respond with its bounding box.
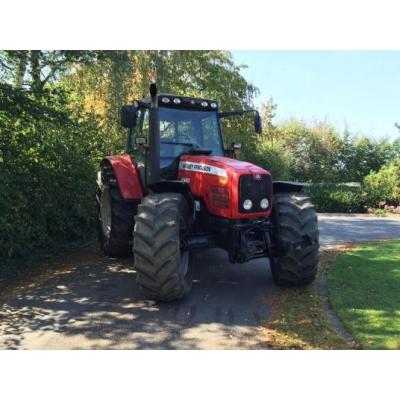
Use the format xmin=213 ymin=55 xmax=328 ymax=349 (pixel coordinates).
xmin=341 ymin=137 xmax=395 ymax=181
xmin=256 ymin=113 xmax=400 ymax=184
xmin=245 ymin=140 xmax=291 ymax=180
xmin=260 ymin=97 xmax=278 ymax=143
xmin=276 ymin=119 xmax=342 ymax=182
xmin=63 ymin=50 xmax=258 ymax=153
xmin=0 ymin=50 xmax=99 ymax=96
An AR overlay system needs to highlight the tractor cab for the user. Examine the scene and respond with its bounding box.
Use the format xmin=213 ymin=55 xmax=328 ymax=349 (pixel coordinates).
xmin=122 ymin=90 xmax=262 ymax=184
xmin=126 ymin=94 xmax=224 ymax=181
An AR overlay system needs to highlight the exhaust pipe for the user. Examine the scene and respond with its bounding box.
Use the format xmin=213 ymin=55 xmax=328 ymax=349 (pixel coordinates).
xmin=147 ymin=83 xmax=160 ymax=185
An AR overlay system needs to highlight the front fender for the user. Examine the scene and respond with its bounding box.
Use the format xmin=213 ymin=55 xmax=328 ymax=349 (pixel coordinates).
xmin=273 ymin=181 xmax=304 ymax=194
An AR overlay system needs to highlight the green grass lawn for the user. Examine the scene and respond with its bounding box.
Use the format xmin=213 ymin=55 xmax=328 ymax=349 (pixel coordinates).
xmin=328 ymin=240 xmax=400 ymax=349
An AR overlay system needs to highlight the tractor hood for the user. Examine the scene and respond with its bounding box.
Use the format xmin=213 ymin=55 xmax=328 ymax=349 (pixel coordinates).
xmin=178 ymin=154 xmax=272 ymax=219
xmin=179 ymin=154 xmax=269 ymax=178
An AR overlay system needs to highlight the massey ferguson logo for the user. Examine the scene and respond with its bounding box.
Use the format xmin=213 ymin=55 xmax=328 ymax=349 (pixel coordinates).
xmin=180 ymin=162 xmax=212 ymax=173
xmin=179 ymin=161 xmax=228 ymax=178
xmin=254 ymin=174 xmax=262 ymax=181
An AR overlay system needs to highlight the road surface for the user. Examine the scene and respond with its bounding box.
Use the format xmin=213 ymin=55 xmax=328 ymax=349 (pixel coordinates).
xmin=0 ymin=214 xmax=399 ymax=349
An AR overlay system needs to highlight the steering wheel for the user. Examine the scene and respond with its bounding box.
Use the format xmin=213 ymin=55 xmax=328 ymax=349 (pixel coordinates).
xmin=176 ymin=134 xmax=200 ymax=148
xmin=176 ymin=133 xmax=192 ymax=143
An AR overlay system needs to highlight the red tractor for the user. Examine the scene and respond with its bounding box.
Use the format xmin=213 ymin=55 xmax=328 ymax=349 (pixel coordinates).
xmin=96 ymin=84 xmax=319 ymax=301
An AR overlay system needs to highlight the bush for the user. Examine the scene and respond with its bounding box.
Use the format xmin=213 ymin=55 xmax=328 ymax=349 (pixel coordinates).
xmin=304 ymin=183 xmax=365 ymax=213
xmin=0 ymin=84 xmax=102 ymax=261
xmin=363 ymin=159 xmax=400 ymax=208
xmin=243 ymin=140 xmax=291 ymax=180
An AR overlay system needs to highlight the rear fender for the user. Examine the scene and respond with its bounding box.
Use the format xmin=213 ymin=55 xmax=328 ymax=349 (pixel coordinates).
xmin=102 ymin=153 xmax=144 ymax=200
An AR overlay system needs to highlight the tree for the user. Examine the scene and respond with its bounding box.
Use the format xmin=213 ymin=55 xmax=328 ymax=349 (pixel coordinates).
xmin=260 ymin=97 xmax=278 ymax=142
xmin=341 ymin=137 xmax=394 ymax=181
xmin=63 ymin=50 xmax=259 ymax=153
xmin=275 ymin=119 xmax=342 ymax=182
xmin=0 ymin=50 xmax=99 ymax=95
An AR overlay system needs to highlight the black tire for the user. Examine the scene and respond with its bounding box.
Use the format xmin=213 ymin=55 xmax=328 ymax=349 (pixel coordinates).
xmin=133 ymin=193 xmax=193 ymax=302
xmin=270 ymin=192 xmax=319 ymax=286
xmin=96 ymin=162 xmax=137 ymax=257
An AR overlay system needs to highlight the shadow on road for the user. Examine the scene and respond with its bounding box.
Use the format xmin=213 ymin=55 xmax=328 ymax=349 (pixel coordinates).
xmin=0 ymin=245 xmax=275 ymax=349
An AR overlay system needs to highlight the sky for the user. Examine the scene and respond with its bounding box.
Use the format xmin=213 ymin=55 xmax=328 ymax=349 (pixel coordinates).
xmin=231 ymin=51 xmax=400 ymax=140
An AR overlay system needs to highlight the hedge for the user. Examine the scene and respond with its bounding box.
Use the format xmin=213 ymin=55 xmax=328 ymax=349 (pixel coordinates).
xmin=304 ymin=183 xmax=365 ymax=213
xmin=0 ymin=84 xmax=102 ymax=262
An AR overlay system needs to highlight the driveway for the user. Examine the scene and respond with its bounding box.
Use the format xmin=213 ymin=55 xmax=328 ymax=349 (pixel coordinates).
xmin=0 ymin=214 xmax=399 ymax=349
xmin=318 ymin=214 xmax=400 ymax=249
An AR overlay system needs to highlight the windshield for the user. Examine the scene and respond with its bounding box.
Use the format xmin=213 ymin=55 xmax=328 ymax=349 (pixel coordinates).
xmin=159 ymin=108 xmax=224 ymax=164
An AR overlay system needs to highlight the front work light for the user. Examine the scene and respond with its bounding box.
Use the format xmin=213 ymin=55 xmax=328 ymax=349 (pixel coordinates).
xmin=243 ymin=199 xmax=253 ymax=210
xmin=260 ymin=198 xmax=269 ymax=209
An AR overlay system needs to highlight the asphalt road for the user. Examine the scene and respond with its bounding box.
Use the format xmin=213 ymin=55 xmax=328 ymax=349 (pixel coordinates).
xmin=0 ymin=214 xmax=399 ymax=349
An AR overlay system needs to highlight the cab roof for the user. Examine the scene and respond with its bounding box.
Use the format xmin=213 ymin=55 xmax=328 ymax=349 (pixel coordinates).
xmin=140 ymin=93 xmax=219 ymax=111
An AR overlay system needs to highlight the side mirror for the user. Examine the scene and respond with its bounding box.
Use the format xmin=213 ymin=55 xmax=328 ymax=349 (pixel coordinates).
xmin=254 ymin=113 xmax=262 ymax=134
xmin=231 ymin=142 xmax=241 ymax=158
xmin=232 ymin=142 xmax=242 ymax=151
xmin=121 ymin=103 xmax=138 ymax=128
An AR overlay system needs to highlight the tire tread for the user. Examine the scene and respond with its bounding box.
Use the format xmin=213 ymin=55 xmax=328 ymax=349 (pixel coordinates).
xmin=133 ymin=192 xmax=192 ymax=302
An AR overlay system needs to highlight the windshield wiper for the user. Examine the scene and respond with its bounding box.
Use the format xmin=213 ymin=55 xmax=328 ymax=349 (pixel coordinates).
xmin=160 ymin=141 xmax=211 ymax=155
xmin=160 ymin=141 xmax=197 ymax=147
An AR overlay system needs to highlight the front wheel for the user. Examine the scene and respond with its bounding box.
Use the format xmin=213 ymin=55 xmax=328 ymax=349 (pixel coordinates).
xmin=133 ymin=193 xmax=193 ymax=302
xmin=270 ymin=192 xmax=319 ymax=286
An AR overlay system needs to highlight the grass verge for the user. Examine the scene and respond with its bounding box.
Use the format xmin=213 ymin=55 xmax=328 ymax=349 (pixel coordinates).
xmin=328 ymin=240 xmax=400 ymax=349
xmin=262 ymin=250 xmax=355 ymax=349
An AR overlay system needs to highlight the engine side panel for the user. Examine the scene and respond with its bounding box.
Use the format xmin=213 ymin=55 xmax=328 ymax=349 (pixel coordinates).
xmin=103 ymin=153 xmax=144 ymax=200
xmin=178 ymin=154 xmax=272 ymax=219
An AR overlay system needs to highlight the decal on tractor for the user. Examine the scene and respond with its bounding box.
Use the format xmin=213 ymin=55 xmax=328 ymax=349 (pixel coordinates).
xmin=96 ymin=83 xmax=320 ymax=302
xmin=178 ymin=161 xmax=228 ymax=178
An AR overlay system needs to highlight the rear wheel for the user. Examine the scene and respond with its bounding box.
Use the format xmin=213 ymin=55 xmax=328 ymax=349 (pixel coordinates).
xmin=96 ymin=162 xmax=137 ymax=257
xmin=270 ymin=192 xmax=319 ymax=286
xmin=133 ymin=193 xmax=193 ymax=302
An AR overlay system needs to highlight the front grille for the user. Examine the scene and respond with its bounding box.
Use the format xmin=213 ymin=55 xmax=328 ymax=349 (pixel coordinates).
xmin=238 ymin=174 xmax=272 ymax=213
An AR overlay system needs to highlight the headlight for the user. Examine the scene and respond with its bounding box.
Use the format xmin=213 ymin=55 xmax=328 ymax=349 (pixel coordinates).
xmin=260 ymin=198 xmax=269 ymax=209
xmin=173 ymin=98 xmax=181 ymax=104
xmin=243 ymin=199 xmax=253 ymax=210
